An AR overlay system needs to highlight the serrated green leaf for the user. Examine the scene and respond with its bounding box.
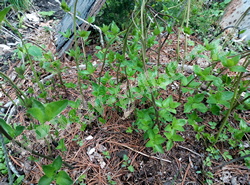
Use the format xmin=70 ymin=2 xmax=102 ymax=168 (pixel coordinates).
xmin=221 ymin=91 xmax=234 ymax=100
xmin=154 ymin=134 xmax=166 ymax=144
xmin=56 ymin=171 xmax=73 ymax=185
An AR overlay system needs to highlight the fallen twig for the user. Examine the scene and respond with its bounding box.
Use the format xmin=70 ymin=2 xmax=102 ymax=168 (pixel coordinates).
xmin=108 ymin=141 xmax=171 ymax=163
xmin=177 ymin=145 xmax=202 ymax=157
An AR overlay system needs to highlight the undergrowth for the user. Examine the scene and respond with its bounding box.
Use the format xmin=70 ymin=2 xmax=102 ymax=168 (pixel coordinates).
xmin=0 ymin=0 xmax=249 ymax=184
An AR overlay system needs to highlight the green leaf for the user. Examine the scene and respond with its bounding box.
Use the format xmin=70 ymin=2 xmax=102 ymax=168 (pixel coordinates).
xmin=28 ymin=45 xmax=43 ymax=57
xmin=166 ymin=140 xmax=174 ymax=151
xmin=52 ymin=156 xmax=63 ymax=171
xmin=221 ymin=55 xmax=241 ymax=67
xmin=193 ymin=103 xmax=208 ymax=113
xmin=172 ymin=118 xmax=186 ymax=131
xmin=229 ymin=66 xmax=247 ymax=72
xmin=39 ymin=11 xmax=55 ymax=17
xmin=0 ymin=118 xmax=15 ymax=139
xmin=87 ymin=16 xmax=95 ymax=23
xmin=42 ymin=165 xmax=55 ymax=177
xmin=61 ymin=0 xmax=70 ymax=12
xmin=60 ymin=29 xmax=71 ymax=38
xmin=15 ymin=64 xmax=26 ymax=79
xmin=56 ymin=139 xmax=67 ymax=151
xmin=0 ymin=6 xmax=11 ymax=23
xmin=78 ymin=30 xmax=91 ymax=38
xmin=35 ymin=124 xmax=50 ymax=139
xmin=14 ymin=126 xmax=25 ymax=136
xmin=210 ymin=104 xmax=220 ymax=115
xmin=28 ymin=107 xmax=46 ymax=124
xmin=183 ymin=26 xmax=192 ymax=35
xmin=111 ymin=22 xmax=119 ymax=34
xmin=239 ymin=119 xmax=250 ymax=131
xmin=154 ymin=144 xmax=164 ymax=153
xmin=194 ymin=94 xmax=204 ymax=103
xmin=172 ymin=134 xmax=184 ymax=141
xmin=184 ymin=102 xmax=192 ymax=113
xmin=128 ymin=165 xmax=135 ymax=172
xmin=153 ymin=27 xmax=161 ymax=35
xmin=56 ymin=171 xmax=73 ymax=185
xmin=44 ymin=100 xmax=68 ymax=122
xmin=38 ymin=175 xmax=53 ymax=185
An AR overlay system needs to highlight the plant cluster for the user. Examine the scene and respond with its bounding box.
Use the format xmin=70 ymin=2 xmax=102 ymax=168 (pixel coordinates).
xmin=0 ymin=146 xmax=7 ymax=175
xmin=0 ymin=0 xmax=249 ymax=184
xmin=2 ymin=0 xmax=31 ymax=10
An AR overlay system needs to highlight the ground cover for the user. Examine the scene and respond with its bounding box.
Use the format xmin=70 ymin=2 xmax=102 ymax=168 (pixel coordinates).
xmin=0 ymin=0 xmax=249 ymax=184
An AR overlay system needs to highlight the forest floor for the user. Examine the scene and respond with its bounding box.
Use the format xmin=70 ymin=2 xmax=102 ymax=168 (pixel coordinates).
xmin=0 ymin=1 xmax=249 ymax=185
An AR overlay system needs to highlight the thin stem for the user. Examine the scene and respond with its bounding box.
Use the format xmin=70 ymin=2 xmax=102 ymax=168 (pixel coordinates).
xmin=98 ymin=30 xmax=126 ymax=84
xmin=0 ymin=71 xmax=29 ymax=107
xmin=4 ymin=20 xmax=45 ymax=92
xmin=0 ymin=134 xmax=13 ymax=185
xmin=0 ymin=124 xmax=73 ymax=169
xmin=213 ymin=76 xmax=241 ymax=145
xmin=71 ymin=0 xmax=87 ymax=109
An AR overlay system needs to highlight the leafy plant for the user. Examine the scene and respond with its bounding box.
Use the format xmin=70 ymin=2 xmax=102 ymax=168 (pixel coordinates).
xmin=6 ymin=0 xmax=31 ymax=10
xmin=0 ymin=0 xmax=249 ymax=184
xmin=0 ymin=146 xmax=8 ymax=175
xmin=27 ymin=99 xmax=68 ymax=124
xmin=121 ymin=154 xmax=135 ymax=172
xmin=38 ymin=156 xmax=73 ymax=185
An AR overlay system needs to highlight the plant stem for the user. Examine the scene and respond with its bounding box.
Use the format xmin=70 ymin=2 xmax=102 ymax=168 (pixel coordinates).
xmin=0 ymin=71 xmax=29 ymax=107
xmin=0 ymin=133 xmax=13 ymax=185
xmin=213 ymin=75 xmax=241 ymax=145
xmin=71 ymin=0 xmax=87 ymax=109
xmin=0 ymin=125 xmax=73 ymax=169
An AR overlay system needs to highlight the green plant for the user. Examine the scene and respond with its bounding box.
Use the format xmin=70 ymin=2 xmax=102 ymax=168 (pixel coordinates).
xmin=6 ymin=0 xmax=31 ymax=10
xmin=121 ymin=154 xmax=135 ymax=172
xmin=0 ymin=146 xmax=7 ymax=175
xmin=38 ymin=156 xmax=73 ymax=185
xmin=102 ymin=151 xmax=111 ymax=159
xmin=39 ymin=11 xmax=55 ymax=18
xmin=107 ymin=175 xmax=117 ymax=185
xmin=1 ymin=0 xmax=249 ymax=183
